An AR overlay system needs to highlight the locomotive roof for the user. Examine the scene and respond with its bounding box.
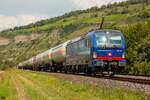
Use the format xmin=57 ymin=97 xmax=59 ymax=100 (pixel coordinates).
xmin=86 ymin=29 xmax=122 ymax=37
xmin=88 ymin=29 xmax=121 ymax=33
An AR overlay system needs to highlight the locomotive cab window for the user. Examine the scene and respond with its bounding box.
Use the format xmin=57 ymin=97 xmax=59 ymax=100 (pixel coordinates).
xmin=109 ymin=34 xmax=122 ymax=48
xmin=95 ymin=31 xmax=122 ymax=49
xmin=95 ymin=33 xmax=107 ymax=48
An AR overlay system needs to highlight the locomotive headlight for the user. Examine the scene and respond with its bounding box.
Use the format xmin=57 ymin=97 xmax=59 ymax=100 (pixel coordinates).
xmin=93 ymin=52 xmax=97 ymax=58
xmin=122 ymin=52 xmax=125 ymax=59
xmin=108 ymin=52 xmax=112 ymax=57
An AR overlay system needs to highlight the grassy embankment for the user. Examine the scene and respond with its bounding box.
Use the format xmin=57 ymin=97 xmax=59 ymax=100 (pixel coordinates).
xmin=0 ymin=69 xmax=149 ymax=100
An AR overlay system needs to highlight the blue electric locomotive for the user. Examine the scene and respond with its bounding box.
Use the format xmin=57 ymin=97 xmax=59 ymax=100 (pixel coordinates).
xmin=18 ymin=29 xmax=126 ymax=76
xmin=66 ymin=29 xmax=126 ymax=76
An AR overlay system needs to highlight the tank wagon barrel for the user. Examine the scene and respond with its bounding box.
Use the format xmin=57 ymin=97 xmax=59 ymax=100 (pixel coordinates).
xmin=51 ymin=41 xmax=70 ymax=72
xmin=18 ymin=49 xmax=52 ymax=71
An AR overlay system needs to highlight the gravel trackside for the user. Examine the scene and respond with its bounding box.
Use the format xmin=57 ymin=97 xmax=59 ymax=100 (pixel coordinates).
xmin=48 ymin=73 xmax=150 ymax=95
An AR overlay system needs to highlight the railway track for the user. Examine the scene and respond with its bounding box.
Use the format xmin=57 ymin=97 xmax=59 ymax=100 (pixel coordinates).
xmin=51 ymin=72 xmax=150 ymax=85
xmin=25 ymin=70 xmax=150 ymax=94
xmin=82 ymin=74 xmax=150 ymax=85
xmin=106 ymin=75 xmax=150 ymax=85
xmin=27 ymin=70 xmax=150 ymax=85
xmin=60 ymin=72 xmax=150 ymax=85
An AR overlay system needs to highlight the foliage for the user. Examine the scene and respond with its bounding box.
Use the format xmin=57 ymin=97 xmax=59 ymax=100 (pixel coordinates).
xmin=138 ymin=10 xmax=150 ymax=18
xmin=120 ymin=20 xmax=150 ymax=75
xmin=0 ymin=64 xmax=6 ymax=70
xmin=133 ymin=61 xmax=150 ymax=76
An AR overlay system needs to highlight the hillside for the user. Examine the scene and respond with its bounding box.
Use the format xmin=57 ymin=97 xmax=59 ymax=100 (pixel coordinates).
xmin=0 ymin=0 xmax=150 ymax=75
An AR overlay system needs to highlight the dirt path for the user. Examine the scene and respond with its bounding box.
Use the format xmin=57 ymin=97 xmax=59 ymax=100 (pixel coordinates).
xmin=0 ymin=71 xmax=4 ymax=75
xmin=0 ymin=37 xmax=10 ymax=45
xmin=18 ymin=74 xmax=52 ymax=100
xmin=0 ymin=71 xmax=4 ymax=80
xmin=12 ymin=74 xmax=28 ymax=100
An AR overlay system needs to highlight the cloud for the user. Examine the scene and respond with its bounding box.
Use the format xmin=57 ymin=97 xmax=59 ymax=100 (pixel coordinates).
xmin=0 ymin=0 xmax=78 ymax=31
xmin=70 ymin=0 xmax=126 ymax=9
xmin=0 ymin=14 xmax=48 ymax=31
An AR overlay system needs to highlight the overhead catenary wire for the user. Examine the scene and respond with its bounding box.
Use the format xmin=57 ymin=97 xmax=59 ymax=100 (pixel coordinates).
xmin=89 ymin=0 xmax=116 ymax=29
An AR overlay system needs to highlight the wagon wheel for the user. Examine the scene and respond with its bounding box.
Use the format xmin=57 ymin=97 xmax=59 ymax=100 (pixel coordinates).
xmin=108 ymin=71 xmax=115 ymax=77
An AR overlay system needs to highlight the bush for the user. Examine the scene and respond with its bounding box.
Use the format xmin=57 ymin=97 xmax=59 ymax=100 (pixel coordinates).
xmin=0 ymin=64 xmax=7 ymax=70
xmin=121 ymin=8 xmax=128 ymax=14
xmin=133 ymin=61 xmax=150 ymax=76
xmin=120 ymin=21 xmax=150 ymax=76
xmin=138 ymin=10 xmax=150 ymax=18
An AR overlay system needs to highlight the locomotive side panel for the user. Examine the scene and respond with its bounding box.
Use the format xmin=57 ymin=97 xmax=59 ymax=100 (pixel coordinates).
xmin=66 ymin=38 xmax=91 ymax=66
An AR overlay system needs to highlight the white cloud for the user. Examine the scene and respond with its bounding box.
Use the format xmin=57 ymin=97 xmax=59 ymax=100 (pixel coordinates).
xmin=70 ymin=0 xmax=126 ymax=9
xmin=0 ymin=14 xmax=48 ymax=31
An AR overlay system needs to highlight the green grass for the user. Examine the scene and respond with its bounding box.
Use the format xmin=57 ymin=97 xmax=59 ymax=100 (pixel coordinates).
xmin=106 ymin=14 xmax=129 ymax=22
xmin=15 ymin=69 xmax=149 ymax=100
xmin=0 ymin=69 xmax=149 ymax=100
xmin=0 ymin=71 xmax=18 ymax=100
xmin=79 ymin=17 xmax=101 ymax=23
xmin=18 ymin=77 xmax=47 ymax=100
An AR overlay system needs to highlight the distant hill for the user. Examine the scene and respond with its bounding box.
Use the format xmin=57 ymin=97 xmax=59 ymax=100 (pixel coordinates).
xmin=0 ymin=0 xmax=150 ymax=75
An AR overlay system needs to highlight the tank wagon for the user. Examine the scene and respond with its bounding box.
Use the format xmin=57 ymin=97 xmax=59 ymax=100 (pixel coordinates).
xmin=18 ymin=29 xmax=126 ymax=76
xmin=18 ymin=59 xmax=33 ymax=70
xmin=34 ymin=49 xmax=51 ymax=71
xmin=18 ymin=49 xmax=52 ymax=71
xmin=51 ymin=41 xmax=70 ymax=72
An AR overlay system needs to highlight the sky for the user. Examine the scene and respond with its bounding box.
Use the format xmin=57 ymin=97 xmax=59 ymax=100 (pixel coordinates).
xmin=0 ymin=0 xmax=126 ymax=31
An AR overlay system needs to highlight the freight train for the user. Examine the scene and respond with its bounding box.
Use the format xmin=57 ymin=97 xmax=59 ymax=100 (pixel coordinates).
xmin=17 ymin=29 xmax=126 ymax=76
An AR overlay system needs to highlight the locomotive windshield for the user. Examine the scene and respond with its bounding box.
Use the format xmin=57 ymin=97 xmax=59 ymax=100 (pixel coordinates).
xmin=95 ymin=31 xmax=122 ymax=49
